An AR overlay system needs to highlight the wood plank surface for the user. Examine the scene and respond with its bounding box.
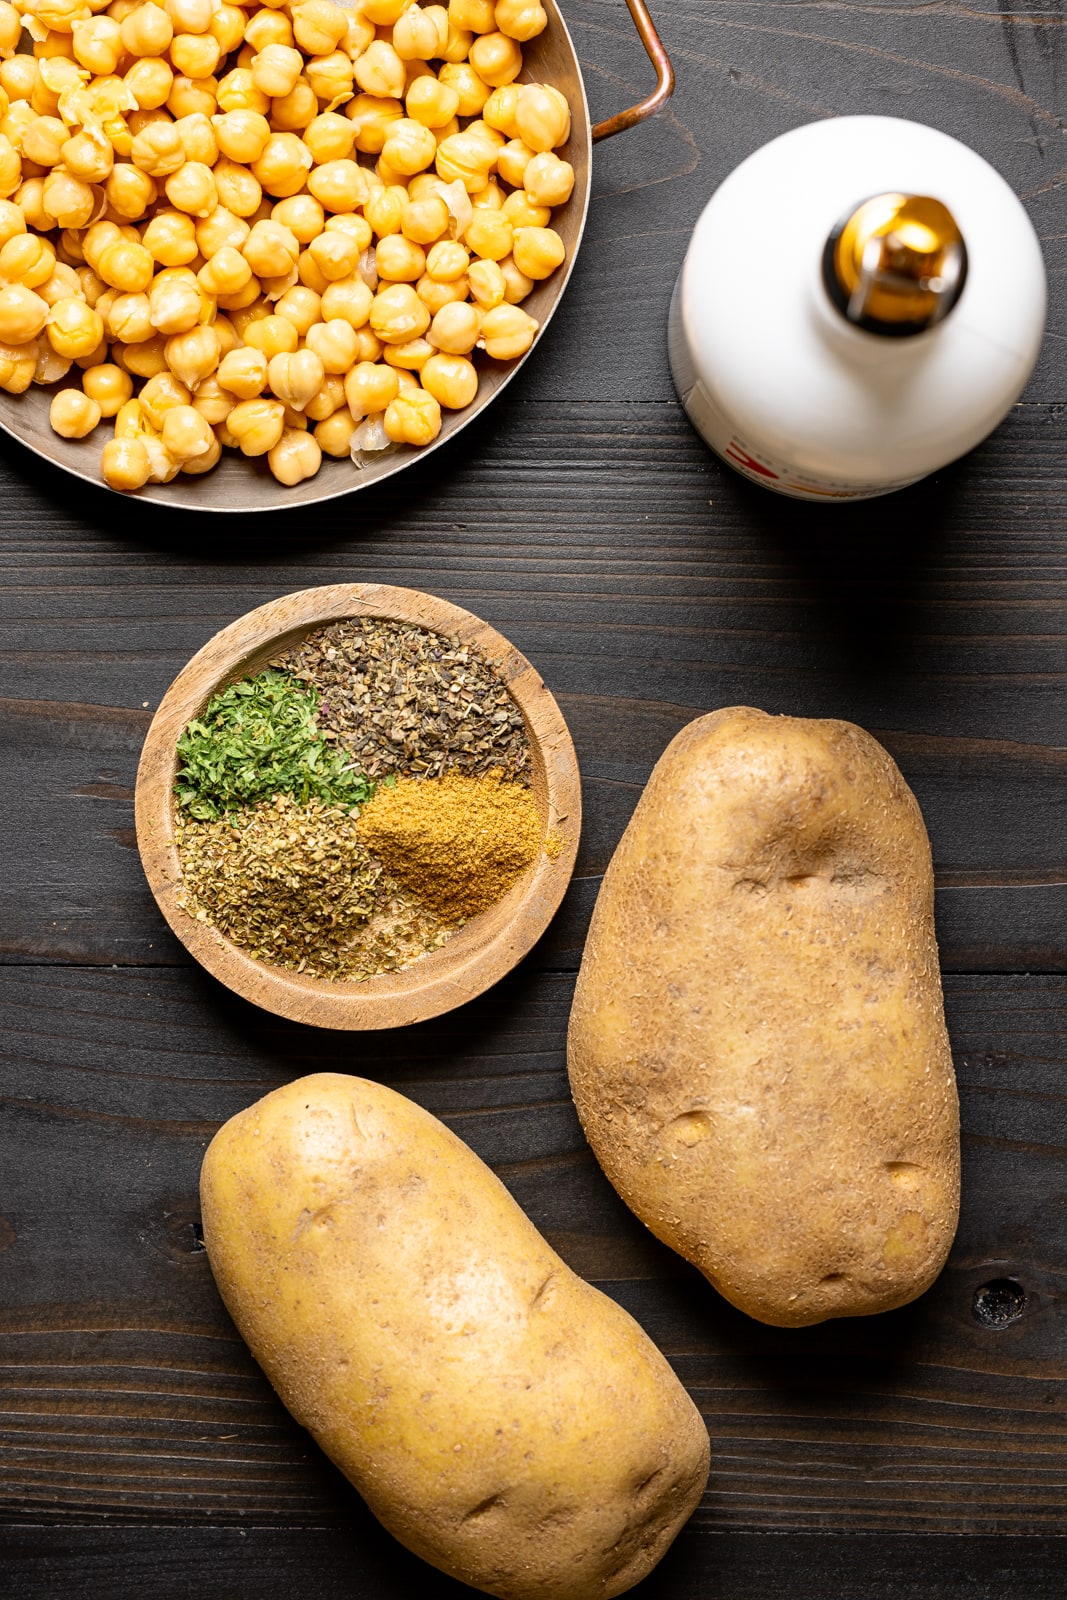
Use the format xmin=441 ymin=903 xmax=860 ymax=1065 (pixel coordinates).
xmin=1 ymin=0 xmax=1065 ymax=1591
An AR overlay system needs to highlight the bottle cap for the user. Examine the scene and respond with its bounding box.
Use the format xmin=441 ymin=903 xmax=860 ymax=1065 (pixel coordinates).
xmin=822 ymin=193 xmax=967 ymax=336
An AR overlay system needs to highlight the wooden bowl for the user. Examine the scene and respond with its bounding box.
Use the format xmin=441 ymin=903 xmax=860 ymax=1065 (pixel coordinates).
xmin=134 ymin=583 xmax=580 ymax=1028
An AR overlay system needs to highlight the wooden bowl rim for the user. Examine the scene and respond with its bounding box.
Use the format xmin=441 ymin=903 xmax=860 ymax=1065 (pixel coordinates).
xmin=134 ymin=583 xmax=581 ymax=1029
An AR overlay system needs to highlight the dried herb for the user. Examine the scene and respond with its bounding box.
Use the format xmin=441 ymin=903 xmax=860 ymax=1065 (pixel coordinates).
xmin=274 ymin=617 xmax=531 ymax=784
xmin=176 ymin=794 xmax=451 ymax=981
xmin=175 ymin=669 xmax=374 ymax=822
xmin=355 ymin=768 xmax=545 ymax=924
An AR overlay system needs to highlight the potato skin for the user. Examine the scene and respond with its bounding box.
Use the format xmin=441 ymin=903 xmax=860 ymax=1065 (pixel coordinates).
xmin=200 ymin=1073 xmax=709 ymax=1600
xmin=567 ymin=707 xmax=960 ymax=1329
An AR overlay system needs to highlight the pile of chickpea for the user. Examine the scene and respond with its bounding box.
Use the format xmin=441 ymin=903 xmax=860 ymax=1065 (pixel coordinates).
xmin=0 ymin=0 xmax=574 ymax=489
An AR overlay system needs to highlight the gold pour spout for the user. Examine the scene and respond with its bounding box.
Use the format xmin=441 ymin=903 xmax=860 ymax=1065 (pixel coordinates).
xmin=823 ymin=193 xmax=967 ymax=336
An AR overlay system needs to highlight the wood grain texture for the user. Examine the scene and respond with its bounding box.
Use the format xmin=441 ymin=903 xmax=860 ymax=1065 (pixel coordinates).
xmin=0 ymin=0 xmax=1064 ymax=1589
xmin=0 ymin=967 xmax=1064 ymax=1536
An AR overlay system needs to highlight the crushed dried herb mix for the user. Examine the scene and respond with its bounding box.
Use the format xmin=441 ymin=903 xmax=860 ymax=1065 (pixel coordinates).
xmin=274 ymin=617 xmax=530 ymax=783
xmin=176 ymin=795 xmax=450 ymax=981
xmin=175 ymin=617 xmax=547 ymax=982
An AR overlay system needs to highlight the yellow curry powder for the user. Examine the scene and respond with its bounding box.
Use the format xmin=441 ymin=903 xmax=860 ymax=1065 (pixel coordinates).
xmin=355 ymin=769 xmax=547 ymax=924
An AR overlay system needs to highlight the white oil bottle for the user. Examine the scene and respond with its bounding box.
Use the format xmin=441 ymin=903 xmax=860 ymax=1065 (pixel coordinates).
xmin=668 ymin=115 xmax=1047 ymax=501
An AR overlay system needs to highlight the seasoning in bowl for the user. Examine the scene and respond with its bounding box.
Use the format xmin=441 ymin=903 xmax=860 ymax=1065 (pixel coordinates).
xmin=172 ymin=615 xmax=558 ymax=980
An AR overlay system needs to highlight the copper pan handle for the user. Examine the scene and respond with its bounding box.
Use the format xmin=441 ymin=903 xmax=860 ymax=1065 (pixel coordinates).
xmin=591 ymin=0 xmax=674 ymax=142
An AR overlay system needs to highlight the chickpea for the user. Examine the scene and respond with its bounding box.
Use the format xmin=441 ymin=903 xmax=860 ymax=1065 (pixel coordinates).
xmin=501 ymin=189 xmax=549 ymax=230
xmin=304 ymin=158 xmax=367 ymax=215
xmin=392 ymin=3 xmax=440 ymax=61
xmin=0 ymin=201 xmax=23 ymax=247
xmin=242 ymin=216 xmax=299 ymax=277
xmin=47 ymin=295 xmax=105 ymax=357
xmin=428 ymin=297 xmax=480 ymax=353
xmin=401 ymin=194 xmax=449 ymax=246
xmin=195 ymin=205 xmax=250 ymax=258
xmin=435 ymin=129 xmax=495 ymax=192
xmin=326 ymin=211 xmax=373 ymax=251
xmin=143 ymin=208 xmax=198 ymax=267
xmin=244 ymin=7 xmax=293 ymax=51
xmin=267 ymin=425 xmax=321 ymax=483
xmin=448 ymin=0 xmax=495 ymax=32
xmin=120 ymin=4 xmax=174 ymax=57
xmin=166 ymin=74 xmax=218 ymax=119
xmin=382 ymin=333 xmax=432 ymax=370
xmin=438 ymin=62 xmax=491 ymax=118
xmin=217 ymin=344 xmax=269 ymax=397
xmin=416 ymin=271 xmax=468 ymax=314
xmin=314 ymin=405 xmax=355 ymax=456
xmin=125 ymin=57 xmax=175 ymax=112
xmin=465 ymin=209 xmax=512 ymax=262
xmin=291 ymin=0 xmax=348 ymax=55
xmin=42 ymin=171 xmax=96 ymax=229
xmin=483 ymin=82 xmax=520 ymax=137
xmin=199 ymin=245 xmax=253 ymax=298
xmin=217 ymin=66 xmax=270 ymax=116
xmin=270 ymin=192 xmax=324 ymax=245
xmin=306 ymin=229 xmax=359 ymax=282
xmin=425 ymin=238 xmax=468 ymax=282
xmin=101 ymin=434 xmax=151 ymax=490
xmin=360 ymin=0 xmax=406 ymax=24
xmin=191 ymin=374 xmax=233 ymax=423
xmin=107 ymin=290 xmax=155 ymax=344
xmin=164 ymin=321 xmax=219 ymax=386
xmin=319 ymin=272 xmax=372 ymax=328
xmin=304 ymin=315 xmax=358 ymax=373
xmin=81 ymin=359 xmax=132 ymax=414
xmin=49 ymin=386 xmax=100 ymax=437
xmin=273 ymin=282 xmax=321 ymax=335
xmin=418 ymin=348 xmax=476 ymax=408
xmin=478 ymin=299 xmax=536 ymax=358
xmin=164 ymin=160 xmax=217 ymax=217
xmin=212 ymin=156 xmax=263 ymax=217
xmin=0 ymin=233 xmax=53 ymax=287
xmin=296 ymin=249 xmax=328 ymax=295
xmin=303 ymin=371 xmax=345 ymax=420
xmin=119 ymin=332 xmax=169 ymax=376
xmin=380 ymin=117 xmax=436 ymax=178
xmin=61 ymin=127 xmax=114 ymax=185
xmin=227 ymin=393 xmax=285 ymax=454
xmin=515 ymin=81 xmax=569 ymax=151
xmin=304 ymin=51 xmax=353 ymax=106
xmin=250 ymin=42 xmax=302 ymax=99
xmin=267 ymin=346 xmax=323 ymax=410
xmin=22 ymin=116 xmax=67 ymax=168
xmin=160 ymin=401 xmax=213 ymax=460
xmin=213 ymin=108 xmax=271 ymax=164
xmin=105 ymin=163 xmax=157 ymax=220
xmin=375 ymin=233 xmax=426 ymax=284
xmin=303 ymin=111 xmax=355 ymax=166
xmin=164 ymin=0 xmax=212 ymax=33
xmin=252 ymin=131 xmax=312 ymax=198
xmin=138 ymin=368 xmax=192 ymax=426
xmin=494 ymin=0 xmax=546 ymax=39
xmin=494 ymin=252 xmax=531 ymax=305
xmin=130 ymin=119 xmax=185 ymax=178
xmin=353 ymin=40 xmax=406 ymax=100
xmin=242 ymin=311 xmax=298 ymax=357
xmin=178 ymin=431 xmax=221 ymax=472
xmin=383 ymin=383 xmax=439 ymax=444
xmin=211 ymin=3 xmax=246 ymax=54
xmin=170 ymin=31 xmax=221 ymax=77
xmin=519 ymin=149 xmax=571 ymax=210
xmin=405 ymin=74 xmax=458 ymax=131
xmin=346 ymin=92 xmax=404 ymax=156
xmin=364 ymin=184 xmax=407 ymax=239
xmin=494 ymin=136 xmax=531 ymax=190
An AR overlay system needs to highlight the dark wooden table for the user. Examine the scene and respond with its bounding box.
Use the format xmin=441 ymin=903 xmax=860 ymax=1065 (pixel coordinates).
xmin=2 ymin=0 xmax=1065 ymax=1594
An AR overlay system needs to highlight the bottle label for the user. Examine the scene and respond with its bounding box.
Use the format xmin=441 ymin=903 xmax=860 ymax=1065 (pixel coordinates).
xmin=681 ymin=378 xmax=924 ymax=502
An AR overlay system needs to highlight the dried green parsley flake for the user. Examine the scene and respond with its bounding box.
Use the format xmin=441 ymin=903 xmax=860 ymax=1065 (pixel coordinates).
xmin=175 ymin=794 xmax=452 ymax=981
xmin=175 ymin=668 xmax=373 ymax=822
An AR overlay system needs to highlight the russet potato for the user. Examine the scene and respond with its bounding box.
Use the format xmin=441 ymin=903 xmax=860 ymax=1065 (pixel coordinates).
xmin=200 ymin=1073 xmax=710 ymax=1600
xmin=567 ymin=707 xmax=960 ymax=1329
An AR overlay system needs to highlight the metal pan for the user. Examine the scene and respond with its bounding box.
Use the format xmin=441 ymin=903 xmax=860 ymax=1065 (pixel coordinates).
xmin=0 ymin=0 xmax=673 ymax=513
